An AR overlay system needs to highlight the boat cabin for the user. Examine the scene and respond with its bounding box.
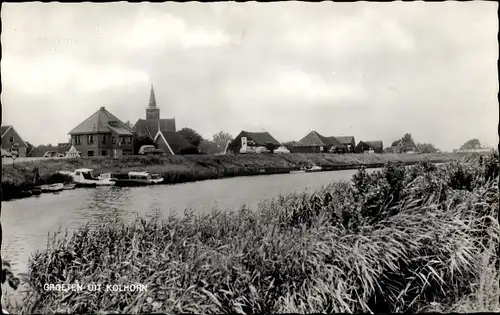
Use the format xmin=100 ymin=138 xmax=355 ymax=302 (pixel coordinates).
xmin=75 ymin=168 xmax=96 ymax=180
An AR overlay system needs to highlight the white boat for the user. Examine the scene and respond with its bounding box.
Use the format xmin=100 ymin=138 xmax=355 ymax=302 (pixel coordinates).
xmin=111 ymin=172 xmax=163 ymax=186
xmin=97 ymin=173 xmax=115 ymax=186
xmin=63 ymin=183 xmax=77 ymax=190
xmin=36 ymin=183 xmax=64 ymax=192
xmin=305 ymin=165 xmax=323 ymax=173
xmin=58 ymin=169 xmax=114 ymax=187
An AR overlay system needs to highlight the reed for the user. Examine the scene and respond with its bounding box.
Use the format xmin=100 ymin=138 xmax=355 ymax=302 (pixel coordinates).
xmin=4 ymin=151 xmax=498 ymax=314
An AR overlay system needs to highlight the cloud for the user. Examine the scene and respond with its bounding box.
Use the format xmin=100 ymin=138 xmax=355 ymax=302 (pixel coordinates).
xmin=223 ymin=66 xmax=364 ymax=105
xmin=2 ymin=55 xmax=150 ymax=95
xmin=110 ymin=10 xmax=231 ymax=51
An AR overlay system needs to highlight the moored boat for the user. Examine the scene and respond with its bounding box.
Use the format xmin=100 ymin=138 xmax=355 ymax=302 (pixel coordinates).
xmin=63 ymin=183 xmax=77 ymax=190
xmin=305 ymin=165 xmax=323 ymax=173
xmin=58 ymin=169 xmax=113 ymax=187
xmin=36 ymin=183 xmax=64 ymax=193
xmin=111 ymin=172 xmax=163 ymax=186
xmin=96 ymin=173 xmax=115 ymax=186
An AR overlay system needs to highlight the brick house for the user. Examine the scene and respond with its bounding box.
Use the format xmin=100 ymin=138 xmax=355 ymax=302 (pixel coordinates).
xmin=68 ymin=107 xmax=135 ymax=157
xmin=334 ymin=136 xmax=356 ymax=153
xmin=292 ymin=130 xmax=343 ymax=153
xmin=1 ymin=125 xmax=28 ymax=157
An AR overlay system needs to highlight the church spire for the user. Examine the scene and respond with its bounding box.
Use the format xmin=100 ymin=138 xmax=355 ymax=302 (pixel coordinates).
xmin=149 ymin=84 xmax=157 ymax=108
xmin=146 ymin=84 xmax=160 ymax=120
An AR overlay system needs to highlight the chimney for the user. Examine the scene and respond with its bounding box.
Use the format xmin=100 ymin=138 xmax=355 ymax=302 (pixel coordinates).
xmin=100 ymin=106 xmax=105 ymax=111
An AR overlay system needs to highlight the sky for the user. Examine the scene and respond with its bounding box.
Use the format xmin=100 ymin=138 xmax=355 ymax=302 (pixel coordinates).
xmin=1 ymin=1 xmax=498 ymax=152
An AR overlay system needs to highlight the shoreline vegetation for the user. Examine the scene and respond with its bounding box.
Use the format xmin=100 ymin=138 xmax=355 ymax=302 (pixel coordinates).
xmin=2 ymin=153 xmax=468 ymax=201
xmin=2 ymin=151 xmax=498 ymax=313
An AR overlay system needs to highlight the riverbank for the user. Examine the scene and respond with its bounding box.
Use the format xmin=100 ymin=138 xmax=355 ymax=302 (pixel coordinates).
xmin=4 ymin=153 xmax=499 ymax=313
xmin=1 ymin=153 xmax=467 ymax=201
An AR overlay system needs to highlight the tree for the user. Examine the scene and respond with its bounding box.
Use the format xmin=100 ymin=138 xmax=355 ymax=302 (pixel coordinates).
xmin=125 ymin=120 xmax=134 ymax=129
xmin=417 ymin=143 xmax=438 ymax=154
xmin=212 ymin=131 xmax=233 ymax=143
xmin=460 ymin=138 xmax=481 ymax=150
xmin=178 ymin=128 xmax=204 ymax=148
xmin=26 ymin=142 xmax=35 ymax=156
xmin=265 ymin=142 xmax=280 ymax=154
xmin=402 ymin=133 xmax=414 ymax=143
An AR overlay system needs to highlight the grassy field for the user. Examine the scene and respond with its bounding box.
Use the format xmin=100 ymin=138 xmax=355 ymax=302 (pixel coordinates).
xmin=2 ymin=153 xmax=464 ymax=201
xmin=2 ymin=151 xmax=498 ymax=313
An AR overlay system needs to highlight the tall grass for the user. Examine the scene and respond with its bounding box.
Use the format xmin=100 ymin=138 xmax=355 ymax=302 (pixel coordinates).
xmin=4 ymin=152 xmax=498 ymax=314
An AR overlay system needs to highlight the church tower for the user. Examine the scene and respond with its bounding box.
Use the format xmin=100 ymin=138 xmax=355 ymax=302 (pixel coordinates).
xmin=146 ymin=84 xmax=160 ymax=120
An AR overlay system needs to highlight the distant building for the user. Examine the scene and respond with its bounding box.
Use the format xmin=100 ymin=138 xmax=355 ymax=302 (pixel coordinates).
xmin=68 ymin=106 xmax=135 ymax=157
xmin=334 ymin=136 xmax=356 ymax=153
xmin=388 ymin=140 xmax=421 ymax=154
xmin=57 ymin=143 xmax=72 ymax=155
xmin=292 ymin=130 xmax=343 ymax=153
xmin=134 ymin=85 xmax=176 ymax=139
xmin=1 ymin=125 xmax=28 ymax=157
xmin=227 ymin=131 xmax=281 ymax=154
xmin=153 ymin=128 xmax=196 ymax=155
xmin=355 ymin=141 xmax=384 ymax=154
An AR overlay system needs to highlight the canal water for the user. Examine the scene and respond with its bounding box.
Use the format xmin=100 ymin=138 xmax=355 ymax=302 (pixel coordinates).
xmin=1 ymin=168 xmax=376 ymax=273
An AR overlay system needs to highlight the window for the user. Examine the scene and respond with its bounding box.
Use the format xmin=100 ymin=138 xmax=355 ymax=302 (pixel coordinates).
xmin=88 ymin=150 xmax=94 ymax=157
xmin=112 ymin=137 xmax=116 ymax=144
xmin=102 ymin=150 xmax=107 ymax=156
xmin=119 ymin=136 xmax=124 ymax=145
xmin=9 ymin=136 xmax=14 ymax=143
xmin=74 ymin=135 xmax=81 ymax=145
xmin=127 ymin=136 xmax=132 ymax=144
xmin=101 ymin=135 xmax=107 ymax=144
xmin=87 ymin=135 xmax=94 ymax=144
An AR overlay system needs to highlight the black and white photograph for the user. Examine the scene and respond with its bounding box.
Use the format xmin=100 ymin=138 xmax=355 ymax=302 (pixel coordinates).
xmin=1 ymin=1 xmax=499 ymax=313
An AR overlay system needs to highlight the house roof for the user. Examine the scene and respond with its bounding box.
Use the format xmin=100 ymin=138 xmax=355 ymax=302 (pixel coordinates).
xmin=154 ymin=130 xmax=194 ymax=155
xmin=391 ymin=140 xmax=420 ymax=151
xmin=1 ymin=126 xmax=11 ymax=137
xmin=68 ymin=107 xmax=134 ymax=135
xmin=108 ymin=126 xmax=133 ymax=136
xmin=134 ymin=118 xmax=176 ymax=138
xmin=1 ymin=125 xmax=28 ymax=147
xmin=334 ymin=136 xmax=355 ymax=145
xmin=239 ymin=131 xmax=282 ymax=147
xmin=363 ymin=141 xmax=383 ymax=150
xmin=294 ymin=131 xmax=342 ymax=147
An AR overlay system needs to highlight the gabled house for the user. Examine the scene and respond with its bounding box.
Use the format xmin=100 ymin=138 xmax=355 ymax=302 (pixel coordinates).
xmin=227 ymin=131 xmax=282 ymax=154
xmin=153 ymin=129 xmax=197 ymax=155
xmin=134 ymin=85 xmax=176 ymax=139
xmin=389 ymin=140 xmax=421 ymax=154
xmin=355 ymin=141 xmax=384 ymax=154
xmin=68 ymin=106 xmax=135 ymax=157
xmin=334 ymin=136 xmax=356 ymax=153
xmin=292 ymin=130 xmax=343 ymax=153
xmin=1 ymin=125 xmax=28 ymax=157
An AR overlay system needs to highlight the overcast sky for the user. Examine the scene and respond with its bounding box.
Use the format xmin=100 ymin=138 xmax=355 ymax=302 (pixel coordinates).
xmin=1 ymin=1 xmax=498 ymax=151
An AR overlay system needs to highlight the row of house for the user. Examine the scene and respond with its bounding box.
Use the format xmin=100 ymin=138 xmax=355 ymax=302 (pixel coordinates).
xmin=2 ymin=85 xmax=421 ymax=158
xmin=225 ymin=129 xmax=419 ymax=155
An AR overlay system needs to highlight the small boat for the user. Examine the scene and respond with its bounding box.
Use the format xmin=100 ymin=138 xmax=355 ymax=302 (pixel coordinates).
xmin=36 ymin=183 xmax=64 ymax=192
xmin=290 ymin=168 xmax=306 ymax=174
xmin=96 ymin=173 xmax=115 ymax=186
xmin=111 ymin=172 xmax=163 ymax=186
xmin=58 ymin=169 xmax=114 ymax=187
xmin=63 ymin=183 xmax=77 ymax=190
xmin=305 ymin=165 xmax=323 ymax=173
